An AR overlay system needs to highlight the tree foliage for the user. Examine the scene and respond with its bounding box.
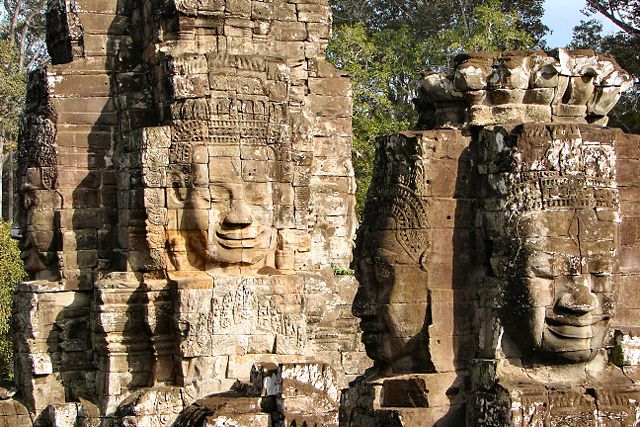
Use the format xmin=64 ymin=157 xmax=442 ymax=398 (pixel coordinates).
xmin=327 ymin=0 xmax=542 ymax=214
xmin=1 ymin=0 xmax=46 ymax=220
xmin=0 ymin=40 xmax=25 ymax=146
xmin=327 ymin=24 xmax=426 ymax=210
xmin=331 ymin=0 xmax=547 ymax=42
xmin=440 ymin=0 xmax=536 ymax=54
xmin=1 ymin=0 xmax=48 ymax=72
xmin=0 ymin=221 xmax=26 ymax=377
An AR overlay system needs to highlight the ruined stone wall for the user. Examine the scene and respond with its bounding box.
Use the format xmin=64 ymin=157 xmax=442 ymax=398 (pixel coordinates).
xmin=13 ymin=0 xmax=366 ymax=424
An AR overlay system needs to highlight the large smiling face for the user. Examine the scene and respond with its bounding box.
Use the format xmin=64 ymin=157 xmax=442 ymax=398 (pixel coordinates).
xmin=165 ymin=118 xmax=281 ymax=272
xmin=176 ymin=164 xmax=276 ymax=269
xmin=503 ymin=209 xmax=618 ymax=362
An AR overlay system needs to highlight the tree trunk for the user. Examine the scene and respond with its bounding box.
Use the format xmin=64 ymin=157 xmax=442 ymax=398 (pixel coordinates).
xmin=0 ymin=141 xmax=4 ymax=221
xmin=7 ymin=149 xmax=13 ymax=222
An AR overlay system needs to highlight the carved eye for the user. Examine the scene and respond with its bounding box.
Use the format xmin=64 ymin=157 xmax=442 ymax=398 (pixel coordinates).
xmin=209 ymin=185 xmax=232 ymax=204
xmin=373 ymin=257 xmax=393 ymax=280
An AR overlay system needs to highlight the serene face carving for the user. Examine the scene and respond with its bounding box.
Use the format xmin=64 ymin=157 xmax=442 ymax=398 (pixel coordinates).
xmin=504 ymin=209 xmax=618 ymax=362
xmin=208 ymin=182 xmax=272 ymax=264
xmin=485 ymin=124 xmax=621 ymax=363
xmin=353 ymin=218 xmax=429 ymax=373
xmin=178 ymin=161 xmax=275 ymax=268
xmin=190 ymin=173 xmax=274 ymax=264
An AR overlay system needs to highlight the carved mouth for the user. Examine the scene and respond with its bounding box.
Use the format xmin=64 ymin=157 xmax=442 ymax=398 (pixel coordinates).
xmin=545 ymin=313 xmax=606 ymax=327
xmin=545 ymin=314 xmax=607 ymax=339
xmin=547 ymin=324 xmax=596 ymax=339
xmin=359 ymin=320 xmax=384 ymax=343
xmin=215 ymin=227 xmax=264 ymax=249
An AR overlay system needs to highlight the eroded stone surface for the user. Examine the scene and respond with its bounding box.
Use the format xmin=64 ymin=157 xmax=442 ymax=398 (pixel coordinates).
xmin=13 ymin=0 xmax=363 ymax=424
xmin=416 ymin=50 xmax=633 ymax=129
xmin=342 ymin=130 xmax=480 ymax=424
xmin=342 ymin=50 xmax=640 ymax=427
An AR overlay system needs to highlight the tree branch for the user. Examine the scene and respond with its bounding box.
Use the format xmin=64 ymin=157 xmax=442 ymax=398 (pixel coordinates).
xmin=8 ymin=0 xmax=25 ymax=40
xmin=586 ymin=0 xmax=640 ymax=35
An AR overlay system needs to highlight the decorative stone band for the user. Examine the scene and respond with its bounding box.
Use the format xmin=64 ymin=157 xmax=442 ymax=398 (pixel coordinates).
xmin=505 ymin=172 xmax=619 ymax=215
xmin=417 ymin=49 xmax=634 ymax=128
xmin=362 ymin=134 xmax=435 ymax=262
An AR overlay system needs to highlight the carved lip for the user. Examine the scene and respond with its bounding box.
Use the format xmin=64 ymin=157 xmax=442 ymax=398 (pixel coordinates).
xmin=545 ymin=314 xmax=607 ymax=339
xmin=547 ymin=324 xmax=596 ymax=339
xmin=215 ymin=227 xmax=264 ymax=249
xmin=545 ymin=313 xmax=606 ymax=327
xmin=359 ymin=320 xmax=384 ymax=337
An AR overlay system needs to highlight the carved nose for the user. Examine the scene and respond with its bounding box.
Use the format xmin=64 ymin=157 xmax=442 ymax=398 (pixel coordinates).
xmin=352 ymin=285 xmax=375 ymax=318
xmin=556 ymin=281 xmax=598 ymax=315
xmin=223 ymin=199 xmax=253 ymax=226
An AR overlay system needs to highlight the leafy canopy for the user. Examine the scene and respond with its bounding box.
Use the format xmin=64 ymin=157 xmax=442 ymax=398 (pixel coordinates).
xmin=327 ymin=0 xmax=541 ymax=214
xmin=0 ymin=221 xmax=26 ymax=377
xmin=0 ymin=40 xmax=25 ymax=147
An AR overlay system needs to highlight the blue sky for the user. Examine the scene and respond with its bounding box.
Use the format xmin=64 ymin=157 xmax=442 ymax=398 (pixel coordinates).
xmin=543 ymin=0 xmax=621 ymax=48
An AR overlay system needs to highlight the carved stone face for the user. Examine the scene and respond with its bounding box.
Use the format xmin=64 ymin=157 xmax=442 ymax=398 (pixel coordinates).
xmin=161 ymin=55 xmax=302 ymax=273
xmin=504 ymin=209 xmax=618 ymax=362
xmin=353 ymin=217 xmax=429 ymax=373
xmin=176 ymin=163 xmax=276 ymax=268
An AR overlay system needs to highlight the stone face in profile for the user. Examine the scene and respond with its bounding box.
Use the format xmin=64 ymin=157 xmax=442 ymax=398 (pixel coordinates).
xmin=346 ymin=50 xmax=640 ymax=427
xmin=352 ymin=136 xmax=431 ymax=372
xmin=479 ymin=124 xmax=620 ymax=363
xmin=343 ymin=130 xmax=477 ymax=425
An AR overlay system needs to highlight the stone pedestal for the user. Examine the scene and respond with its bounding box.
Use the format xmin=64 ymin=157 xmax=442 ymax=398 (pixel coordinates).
xmin=340 ymin=373 xmax=467 ymax=427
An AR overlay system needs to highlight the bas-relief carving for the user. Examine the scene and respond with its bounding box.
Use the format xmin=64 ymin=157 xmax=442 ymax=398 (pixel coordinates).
xmin=15 ymin=69 xmax=60 ymax=278
xmin=177 ymin=276 xmax=308 ymax=358
xmin=480 ymin=124 xmax=620 ymax=363
xmin=160 ymin=56 xmax=305 ymax=275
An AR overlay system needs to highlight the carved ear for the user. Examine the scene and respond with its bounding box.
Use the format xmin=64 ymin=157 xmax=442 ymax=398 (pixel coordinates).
xmin=419 ymin=250 xmax=429 ymax=272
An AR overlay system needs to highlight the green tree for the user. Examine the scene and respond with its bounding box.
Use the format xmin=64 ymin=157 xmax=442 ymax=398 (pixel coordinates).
xmin=1 ymin=0 xmax=47 ymax=221
xmin=327 ymin=24 xmax=432 ymax=211
xmin=331 ymin=0 xmax=547 ymax=43
xmin=0 ymin=40 xmax=25 ymax=221
xmin=0 ymin=221 xmax=26 ymax=377
xmin=440 ymin=0 xmax=536 ymax=54
xmin=328 ymin=0 xmax=541 ymax=214
xmin=1 ymin=0 xmax=48 ymax=71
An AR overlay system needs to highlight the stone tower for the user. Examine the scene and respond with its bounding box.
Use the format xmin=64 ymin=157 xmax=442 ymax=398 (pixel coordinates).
xmin=12 ymin=0 xmax=367 ymax=424
xmin=342 ymin=50 xmax=640 ymax=426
